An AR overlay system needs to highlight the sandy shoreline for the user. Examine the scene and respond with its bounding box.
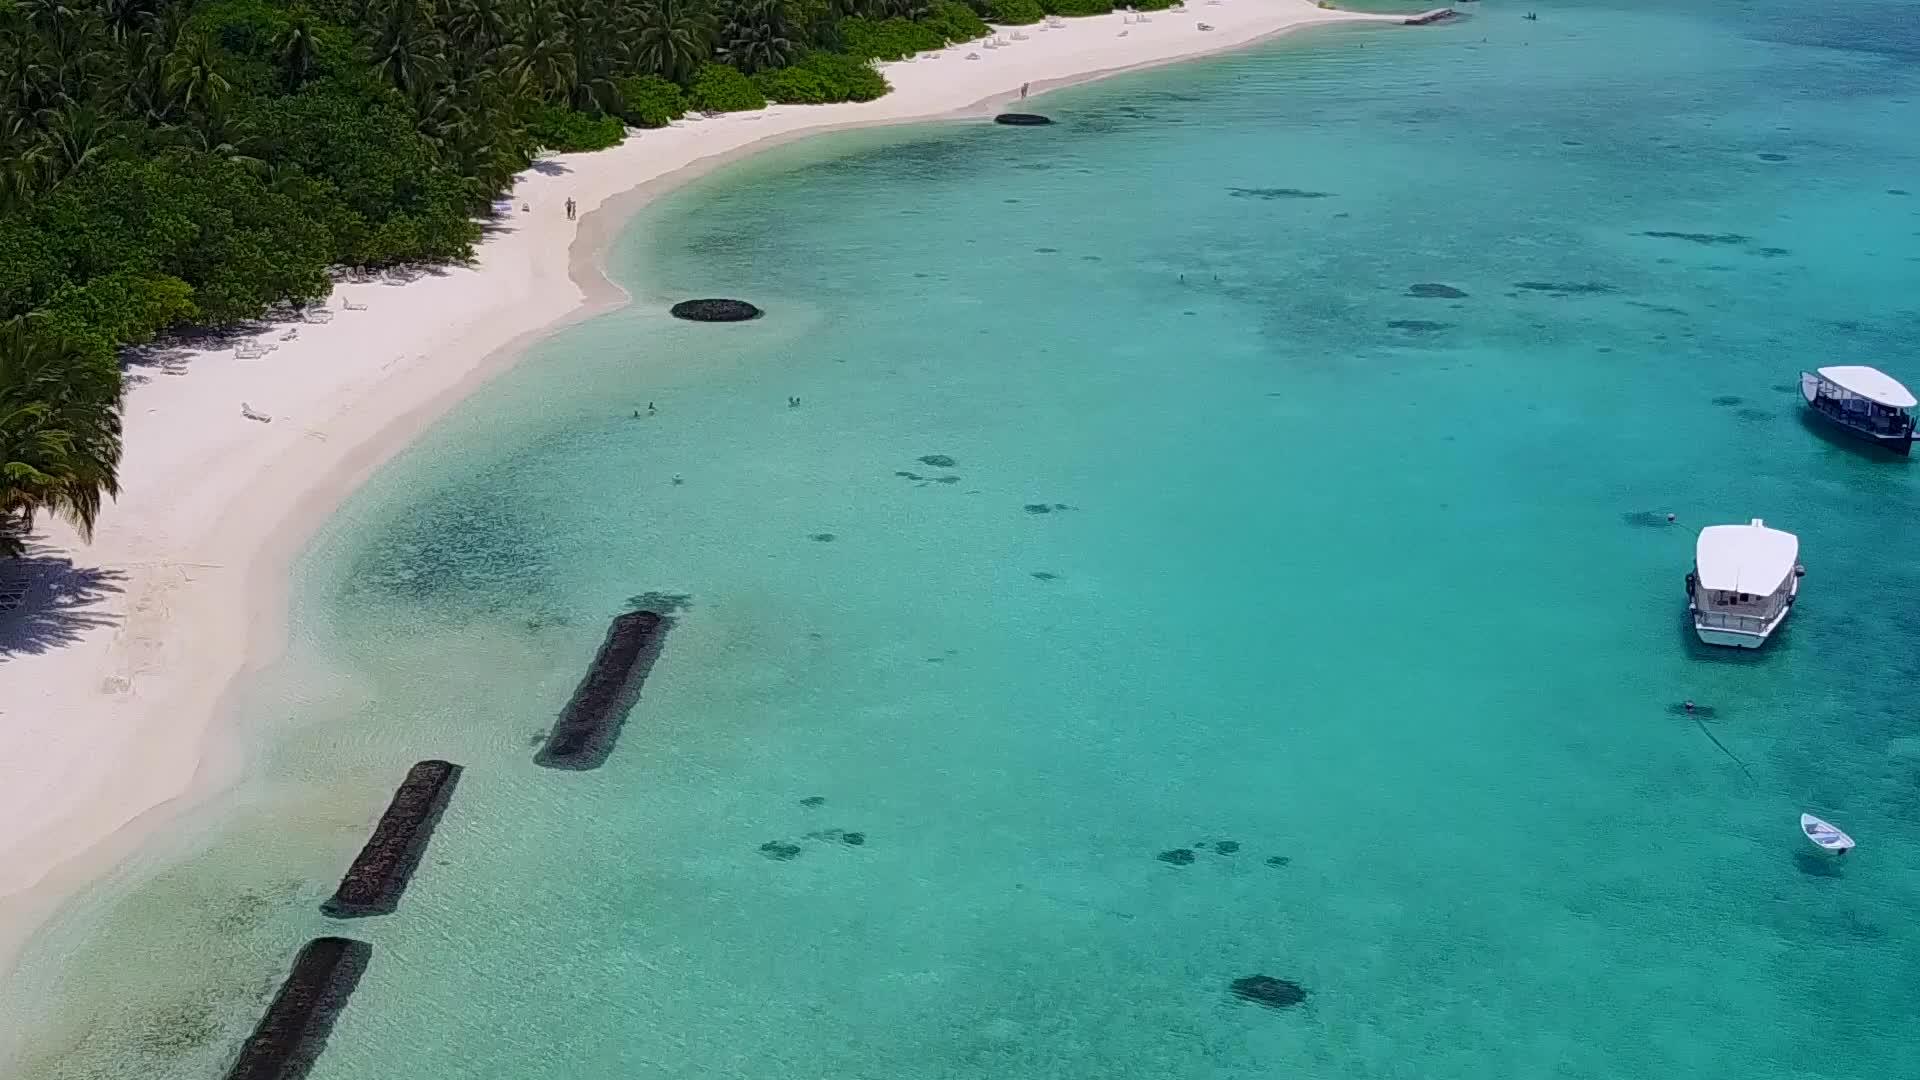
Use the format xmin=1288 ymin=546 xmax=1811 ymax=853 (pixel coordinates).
xmin=0 ymin=0 xmax=1406 ymax=1011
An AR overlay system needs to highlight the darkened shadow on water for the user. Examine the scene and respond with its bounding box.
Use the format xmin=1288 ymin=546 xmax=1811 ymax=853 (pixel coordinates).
xmin=1793 ymin=408 xmax=1913 ymax=463
xmin=0 ymin=547 xmax=125 ymax=659
xmin=1792 ymin=849 xmax=1845 ymax=878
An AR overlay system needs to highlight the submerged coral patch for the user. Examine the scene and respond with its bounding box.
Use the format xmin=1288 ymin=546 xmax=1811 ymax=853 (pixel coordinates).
xmin=1387 ymin=319 xmax=1450 ymax=333
xmin=918 ymin=454 xmax=957 ymax=468
xmin=1620 ymin=511 xmax=1673 ymax=528
xmin=759 ymin=841 xmax=802 ymax=861
xmin=1229 ymin=187 xmax=1336 ymax=200
xmin=1712 ymin=395 xmax=1744 ymax=407
xmin=1641 ymin=231 xmax=1751 ymax=246
xmin=1407 ymin=283 xmax=1469 ymax=299
xmin=1230 ymin=975 xmax=1309 ymax=1009
xmin=1516 ymin=281 xmax=1616 ymax=296
xmin=1157 ymin=848 xmax=1197 ymax=865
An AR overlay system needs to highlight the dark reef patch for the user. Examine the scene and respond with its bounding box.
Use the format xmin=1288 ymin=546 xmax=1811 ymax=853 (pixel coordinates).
xmin=918 ymin=454 xmax=957 ymax=468
xmin=1229 ymin=975 xmax=1309 ymax=1010
xmin=842 ymin=832 xmax=866 ymax=846
xmin=759 ymin=841 xmax=802 ymax=861
xmin=1641 ymin=231 xmax=1751 ymax=246
xmin=669 ymin=298 xmax=763 ymax=322
xmin=1024 ymin=503 xmax=1054 ymax=514
xmin=1407 ymin=283 xmax=1469 ymax=299
xmin=1516 ymin=281 xmax=1616 ymax=296
xmin=1212 ymin=840 xmax=1241 ymax=855
xmin=1035 ymin=246 xmax=1059 ymax=253
xmin=1265 ymin=855 xmax=1292 ymax=868
xmin=1387 ymin=319 xmax=1450 ymax=333
xmin=800 ymin=796 xmax=826 ymax=807
xmin=1621 ymin=511 xmax=1674 ymax=528
xmin=627 ymin=591 xmax=693 ymax=614
xmin=1757 ymin=152 xmax=1789 ymax=162
xmin=1737 ymin=408 xmax=1774 ymax=422
xmin=1031 ymin=571 xmax=1059 ymax=581
xmin=1712 ymin=395 xmax=1744 ymax=407
xmin=809 ymin=533 xmax=836 ymax=542
xmin=1157 ymin=848 xmax=1197 ymax=866
xmin=1754 ymin=247 xmax=1792 ymax=258
xmin=1625 ymin=300 xmax=1688 ymax=316
xmin=1889 ymin=189 xmax=1910 ymax=196
xmin=994 ymin=112 xmax=1053 ymax=126
xmin=1229 ymin=187 xmax=1335 ymax=200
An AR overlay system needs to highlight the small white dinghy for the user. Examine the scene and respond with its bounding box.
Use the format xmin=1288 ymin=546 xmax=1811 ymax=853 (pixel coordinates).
xmin=1800 ymin=813 xmax=1854 ymax=853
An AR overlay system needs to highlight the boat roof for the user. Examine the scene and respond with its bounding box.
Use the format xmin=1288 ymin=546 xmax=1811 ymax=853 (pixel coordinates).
xmin=1815 ymin=365 xmax=1917 ymax=409
xmin=1695 ymin=519 xmax=1798 ymax=593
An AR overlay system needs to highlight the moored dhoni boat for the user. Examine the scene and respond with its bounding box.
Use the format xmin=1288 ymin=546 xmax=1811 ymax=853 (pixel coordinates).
xmin=1686 ymin=519 xmax=1799 ymax=648
xmin=1800 ymin=366 xmax=1915 ymax=455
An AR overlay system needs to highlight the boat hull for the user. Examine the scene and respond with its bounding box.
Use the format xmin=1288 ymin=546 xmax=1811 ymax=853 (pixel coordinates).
xmin=1801 ymin=372 xmax=1914 ymax=455
xmin=1694 ymin=623 xmax=1776 ymax=649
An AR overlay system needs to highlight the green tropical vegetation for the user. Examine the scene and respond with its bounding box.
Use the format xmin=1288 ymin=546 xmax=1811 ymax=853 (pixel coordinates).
xmin=0 ymin=0 xmax=1118 ymax=552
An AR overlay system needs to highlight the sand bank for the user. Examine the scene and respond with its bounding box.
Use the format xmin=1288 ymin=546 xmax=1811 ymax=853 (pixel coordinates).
xmin=0 ymin=0 xmax=1404 ymax=995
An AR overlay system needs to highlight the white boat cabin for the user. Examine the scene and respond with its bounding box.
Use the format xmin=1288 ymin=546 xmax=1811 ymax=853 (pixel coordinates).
xmin=1687 ymin=519 xmax=1799 ymax=649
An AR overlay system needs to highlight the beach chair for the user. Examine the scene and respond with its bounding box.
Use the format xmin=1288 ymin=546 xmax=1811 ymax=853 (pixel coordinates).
xmin=304 ymin=308 xmax=333 ymax=324
xmin=240 ymin=402 xmax=272 ymax=423
xmin=343 ymin=299 xmax=368 ymax=311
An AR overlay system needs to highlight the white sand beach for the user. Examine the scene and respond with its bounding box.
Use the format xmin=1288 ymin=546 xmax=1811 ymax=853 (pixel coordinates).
xmin=0 ymin=0 xmax=1404 ymax=977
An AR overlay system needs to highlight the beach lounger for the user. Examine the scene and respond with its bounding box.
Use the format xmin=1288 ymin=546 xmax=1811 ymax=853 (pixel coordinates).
xmin=241 ymin=402 xmax=272 ymax=423
xmin=304 ymin=308 xmax=333 ymax=323
xmin=343 ymin=300 xmax=368 ymax=311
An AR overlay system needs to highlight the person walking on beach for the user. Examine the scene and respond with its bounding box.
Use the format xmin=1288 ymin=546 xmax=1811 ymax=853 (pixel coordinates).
xmin=564 ymin=197 xmax=576 ymax=220
xmin=1020 ymin=82 xmax=1030 ymax=100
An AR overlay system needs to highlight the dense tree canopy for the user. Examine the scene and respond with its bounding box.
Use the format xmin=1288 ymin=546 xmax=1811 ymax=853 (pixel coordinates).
xmin=0 ymin=0 xmax=1019 ymax=548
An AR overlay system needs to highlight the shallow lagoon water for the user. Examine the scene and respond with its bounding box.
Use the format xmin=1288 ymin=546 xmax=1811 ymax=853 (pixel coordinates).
xmin=7 ymin=1 xmax=1920 ymax=1077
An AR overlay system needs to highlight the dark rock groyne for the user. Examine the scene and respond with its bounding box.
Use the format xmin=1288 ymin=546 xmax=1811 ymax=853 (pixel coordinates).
xmin=995 ymin=113 xmax=1053 ymax=126
xmin=535 ymin=610 xmax=669 ymax=770
xmin=222 ymin=937 xmax=371 ymax=1080
xmin=322 ymin=760 xmax=463 ymax=918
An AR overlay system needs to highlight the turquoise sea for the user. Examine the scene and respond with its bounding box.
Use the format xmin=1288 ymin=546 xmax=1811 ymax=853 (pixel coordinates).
xmin=7 ymin=1 xmax=1920 ymax=1076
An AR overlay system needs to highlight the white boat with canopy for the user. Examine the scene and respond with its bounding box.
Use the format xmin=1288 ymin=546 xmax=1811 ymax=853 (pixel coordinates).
xmin=1800 ymin=365 xmax=1916 ymax=454
xmin=1685 ymin=519 xmax=1799 ymax=648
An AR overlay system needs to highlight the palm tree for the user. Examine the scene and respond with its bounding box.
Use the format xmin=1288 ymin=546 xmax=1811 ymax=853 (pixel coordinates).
xmin=633 ymin=0 xmax=710 ymax=84
xmin=368 ymin=0 xmax=445 ymax=96
xmin=511 ymin=0 xmax=577 ymax=102
xmin=0 ymin=111 xmax=47 ymax=211
xmin=0 ymin=317 xmax=123 ymax=558
xmin=163 ymin=32 xmax=233 ymax=115
xmin=275 ymin=11 xmax=323 ymax=90
xmin=443 ymin=0 xmax=511 ymax=59
xmin=35 ymin=101 xmax=129 ymax=187
xmin=101 ymin=0 xmax=160 ymax=45
xmin=715 ymin=0 xmax=791 ymax=75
